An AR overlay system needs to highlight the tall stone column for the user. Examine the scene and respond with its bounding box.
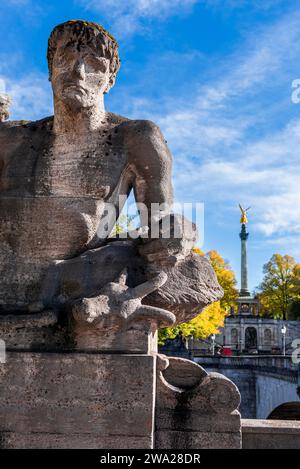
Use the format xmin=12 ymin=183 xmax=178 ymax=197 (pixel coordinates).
xmin=239 ymin=223 xmax=250 ymax=297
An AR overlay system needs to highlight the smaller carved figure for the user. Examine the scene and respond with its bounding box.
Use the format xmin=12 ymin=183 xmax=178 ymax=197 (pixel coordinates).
xmin=70 ymin=270 xmax=176 ymax=350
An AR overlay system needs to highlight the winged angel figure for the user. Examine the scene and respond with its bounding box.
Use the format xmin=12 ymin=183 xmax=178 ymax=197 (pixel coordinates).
xmin=239 ymin=204 xmax=250 ymax=224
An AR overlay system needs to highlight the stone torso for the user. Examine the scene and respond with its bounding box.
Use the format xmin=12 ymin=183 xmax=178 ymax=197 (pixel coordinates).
xmin=0 ymin=113 xmax=134 ymax=310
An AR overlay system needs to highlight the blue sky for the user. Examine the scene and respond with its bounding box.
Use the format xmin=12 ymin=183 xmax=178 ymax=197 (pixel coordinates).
xmin=1 ymin=0 xmax=300 ymax=292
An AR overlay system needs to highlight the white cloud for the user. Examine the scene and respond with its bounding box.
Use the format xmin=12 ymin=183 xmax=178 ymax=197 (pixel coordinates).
xmin=0 ymin=73 xmax=52 ymax=121
xmin=108 ymin=8 xmax=300 ymax=252
xmin=168 ymin=112 xmax=300 ymax=238
xmin=0 ymin=1 xmax=48 ymax=23
xmin=262 ymin=235 xmax=300 ymax=259
xmin=201 ymin=0 xmax=285 ymax=11
xmin=78 ymin=0 xmax=198 ymax=37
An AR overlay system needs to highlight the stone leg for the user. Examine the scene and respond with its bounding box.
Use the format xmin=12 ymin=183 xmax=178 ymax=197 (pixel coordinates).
xmin=155 ymin=355 xmax=242 ymax=449
xmin=0 ymin=352 xmax=157 ymax=449
xmin=40 ymin=240 xmax=138 ymax=308
xmin=39 ymin=238 xmax=223 ymax=326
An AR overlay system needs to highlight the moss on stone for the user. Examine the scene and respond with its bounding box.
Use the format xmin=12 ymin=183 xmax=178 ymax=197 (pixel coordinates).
xmin=58 ymin=19 xmax=118 ymax=46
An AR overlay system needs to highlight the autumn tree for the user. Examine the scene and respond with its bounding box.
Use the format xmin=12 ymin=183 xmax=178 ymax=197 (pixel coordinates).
xmin=158 ymin=300 xmax=224 ymax=345
xmin=257 ymin=254 xmax=300 ymax=320
xmin=158 ymin=248 xmax=238 ymax=344
xmin=207 ymin=250 xmax=238 ymax=313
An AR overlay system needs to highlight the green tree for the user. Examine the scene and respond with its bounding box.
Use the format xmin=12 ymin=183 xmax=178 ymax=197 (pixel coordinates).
xmin=257 ymin=254 xmax=300 ymax=320
xmin=110 ymin=214 xmax=136 ymax=236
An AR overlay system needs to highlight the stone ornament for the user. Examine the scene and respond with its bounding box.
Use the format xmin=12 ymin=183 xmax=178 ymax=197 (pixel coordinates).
xmin=70 ymin=270 xmax=176 ymax=351
xmin=155 ymin=356 xmax=241 ymax=449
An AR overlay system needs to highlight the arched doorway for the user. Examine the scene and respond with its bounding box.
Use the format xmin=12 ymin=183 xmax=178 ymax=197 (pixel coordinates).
xmin=267 ymin=402 xmax=300 ymax=420
xmin=231 ymin=328 xmax=238 ymax=345
xmin=264 ymin=328 xmax=272 ymax=346
xmin=245 ymin=327 xmax=257 ymax=350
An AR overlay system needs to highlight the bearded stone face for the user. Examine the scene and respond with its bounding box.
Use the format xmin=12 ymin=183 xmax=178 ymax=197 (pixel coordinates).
xmin=51 ymin=39 xmax=112 ymax=110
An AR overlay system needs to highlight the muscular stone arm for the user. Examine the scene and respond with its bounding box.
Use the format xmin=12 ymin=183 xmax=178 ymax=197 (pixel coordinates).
xmin=127 ymin=120 xmax=174 ymax=231
xmin=126 ymin=120 xmax=197 ymax=264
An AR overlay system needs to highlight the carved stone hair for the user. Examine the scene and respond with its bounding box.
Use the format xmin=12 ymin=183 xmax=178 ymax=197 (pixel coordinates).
xmin=47 ymin=20 xmax=120 ymax=81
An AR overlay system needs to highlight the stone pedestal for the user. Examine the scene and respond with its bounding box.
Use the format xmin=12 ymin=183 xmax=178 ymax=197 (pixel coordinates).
xmin=0 ymin=352 xmax=156 ymax=449
xmin=0 ymin=350 xmax=242 ymax=448
xmin=0 ymin=312 xmax=242 ymax=449
xmin=155 ymin=356 xmax=242 ymax=449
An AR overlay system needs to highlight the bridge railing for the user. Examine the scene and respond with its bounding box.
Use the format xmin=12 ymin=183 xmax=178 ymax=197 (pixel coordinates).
xmin=194 ymin=355 xmax=298 ymax=374
xmin=242 ymin=419 xmax=300 ymax=449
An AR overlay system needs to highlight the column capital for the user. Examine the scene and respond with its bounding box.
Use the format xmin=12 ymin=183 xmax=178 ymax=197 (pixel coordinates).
xmin=239 ymin=223 xmax=249 ymax=241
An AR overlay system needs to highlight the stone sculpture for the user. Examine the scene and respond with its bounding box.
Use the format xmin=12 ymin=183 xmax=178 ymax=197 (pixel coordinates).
xmin=0 ymin=20 xmax=222 ymax=344
xmin=0 ymin=94 xmax=11 ymax=122
xmin=0 ymin=20 xmax=241 ymax=449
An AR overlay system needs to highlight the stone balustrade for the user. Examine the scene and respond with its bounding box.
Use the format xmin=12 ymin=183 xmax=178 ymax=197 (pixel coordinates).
xmin=242 ymin=419 xmax=300 ymax=449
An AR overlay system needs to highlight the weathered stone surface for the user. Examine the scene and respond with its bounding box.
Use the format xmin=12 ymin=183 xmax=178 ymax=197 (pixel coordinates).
xmin=0 ymin=352 xmax=156 ymax=448
xmin=156 ymin=430 xmax=242 ymax=450
xmin=69 ymin=270 xmax=175 ymax=352
xmin=156 ymin=411 xmax=241 ymax=434
xmin=38 ymin=238 xmax=222 ymax=326
xmin=142 ymin=249 xmax=223 ymax=324
xmin=0 ymin=19 xmax=222 ymax=333
xmin=0 ymin=432 xmax=151 ymax=449
xmin=242 ymin=419 xmax=300 ymax=449
xmin=155 ymin=356 xmax=242 ymax=449
xmin=0 ymin=273 xmax=175 ymax=353
xmin=0 ymin=310 xmax=68 ymax=351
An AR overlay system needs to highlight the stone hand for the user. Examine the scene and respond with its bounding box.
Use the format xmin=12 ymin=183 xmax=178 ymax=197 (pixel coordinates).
xmin=138 ymin=213 xmax=198 ymax=265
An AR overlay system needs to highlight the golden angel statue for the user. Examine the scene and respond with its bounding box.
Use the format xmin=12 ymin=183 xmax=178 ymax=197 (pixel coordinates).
xmin=239 ymin=204 xmax=250 ymax=224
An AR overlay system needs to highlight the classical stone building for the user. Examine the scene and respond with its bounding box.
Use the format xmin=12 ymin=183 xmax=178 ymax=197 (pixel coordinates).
xmin=219 ymin=208 xmax=300 ymax=354
xmin=185 ymin=317 xmax=300 ymax=355
xmin=217 ymin=316 xmax=300 ymax=354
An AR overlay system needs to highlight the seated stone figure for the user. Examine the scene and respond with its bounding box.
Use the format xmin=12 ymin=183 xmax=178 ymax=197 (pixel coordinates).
xmin=0 ymin=21 xmax=222 ymax=344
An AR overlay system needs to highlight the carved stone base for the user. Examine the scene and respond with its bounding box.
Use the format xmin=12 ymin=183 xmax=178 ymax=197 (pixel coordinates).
xmin=0 ymin=351 xmax=241 ymax=449
xmin=0 ymin=352 xmax=156 ymax=449
xmin=0 ymin=309 xmax=167 ymax=354
xmin=155 ymin=356 xmax=242 ymax=449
